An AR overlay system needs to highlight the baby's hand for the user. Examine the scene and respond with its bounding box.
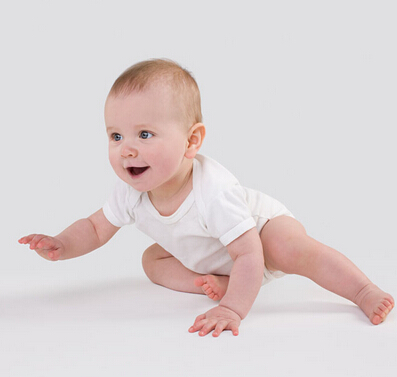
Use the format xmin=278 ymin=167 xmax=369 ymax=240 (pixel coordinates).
xmin=18 ymin=234 xmax=64 ymax=261
xmin=188 ymin=305 xmax=241 ymax=337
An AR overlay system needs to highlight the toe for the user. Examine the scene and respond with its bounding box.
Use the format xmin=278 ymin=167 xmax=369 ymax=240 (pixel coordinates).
xmin=205 ymin=287 xmax=213 ymax=295
xmin=374 ymin=303 xmax=388 ymax=317
xmin=371 ymin=314 xmax=383 ymax=325
xmin=194 ymin=276 xmax=205 ymax=287
xmin=371 ymin=302 xmax=392 ymax=325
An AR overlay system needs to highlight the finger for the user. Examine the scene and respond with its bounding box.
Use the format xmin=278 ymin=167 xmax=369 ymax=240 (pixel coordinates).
xmin=18 ymin=234 xmax=37 ymax=244
xmin=193 ymin=314 xmax=206 ymax=323
xmin=212 ymin=320 xmax=229 ymax=337
xmin=189 ymin=313 xmax=206 ymax=332
xmin=31 ymin=235 xmax=55 ymax=251
xmin=36 ymin=237 xmax=57 ymax=251
xmin=199 ymin=321 xmax=216 ymax=337
xmin=40 ymin=244 xmax=61 ymax=261
xmin=28 ymin=234 xmax=48 ymax=249
xmin=189 ymin=318 xmax=208 ymax=333
xmin=36 ymin=248 xmax=59 ymax=261
xmin=228 ymin=322 xmax=239 ymax=336
xmin=47 ymin=249 xmax=60 ymax=261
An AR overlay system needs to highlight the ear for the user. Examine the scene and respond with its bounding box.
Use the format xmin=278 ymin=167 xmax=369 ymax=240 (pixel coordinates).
xmin=185 ymin=123 xmax=206 ymax=159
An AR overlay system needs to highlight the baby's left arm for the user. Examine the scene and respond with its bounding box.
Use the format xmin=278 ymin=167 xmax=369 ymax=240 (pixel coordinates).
xmin=189 ymin=227 xmax=265 ymax=337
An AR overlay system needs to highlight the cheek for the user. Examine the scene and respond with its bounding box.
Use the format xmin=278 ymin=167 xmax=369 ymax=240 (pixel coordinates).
xmin=157 ymin=141 xmax=186 ymax=165
xmin=108 ymin=148 xmax=119 ymax=170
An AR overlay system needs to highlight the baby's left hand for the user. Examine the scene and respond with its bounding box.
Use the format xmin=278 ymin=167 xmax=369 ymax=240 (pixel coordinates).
xmin=188 ymin=305 xmax=241 ymax=337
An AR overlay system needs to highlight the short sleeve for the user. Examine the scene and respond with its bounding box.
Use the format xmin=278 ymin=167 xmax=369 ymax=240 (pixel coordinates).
xmin=103 ymin=178 xmax=140 ymax=227
xmin=204 ymin=184 xmax=256 ymax=246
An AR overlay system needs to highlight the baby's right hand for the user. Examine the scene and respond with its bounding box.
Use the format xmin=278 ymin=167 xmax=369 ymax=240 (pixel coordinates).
xmin=18 ymin=234 xmax=65 ymax=261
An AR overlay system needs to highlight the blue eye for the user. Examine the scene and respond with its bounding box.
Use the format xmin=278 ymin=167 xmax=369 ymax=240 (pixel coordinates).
xmin=140 ymin=131 xmax=154 ymax=139
xmin=112 ymin=133 xmax=123 ymax=141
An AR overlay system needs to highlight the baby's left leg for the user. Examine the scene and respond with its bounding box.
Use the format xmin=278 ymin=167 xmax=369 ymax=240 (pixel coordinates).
xmin=142 ymin=243 xmax=229 ymax=299
xmin=260 ymin=216 xmax=394 ymax=325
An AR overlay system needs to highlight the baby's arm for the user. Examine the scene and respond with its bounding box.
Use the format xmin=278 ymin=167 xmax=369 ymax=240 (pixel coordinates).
xmin=189 ymin=227 xmax=264 ymax=336
xmin=220 ymin=228 xmax=265 ymax=318
xmin=18 ymin=209 xmax=119 ymax=261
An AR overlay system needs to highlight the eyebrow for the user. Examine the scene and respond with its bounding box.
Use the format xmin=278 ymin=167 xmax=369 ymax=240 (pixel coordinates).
xmin=107 ymin=124 xmax=158 ymax=132
xmin=105 ymin=126 xmax=123 ymax=134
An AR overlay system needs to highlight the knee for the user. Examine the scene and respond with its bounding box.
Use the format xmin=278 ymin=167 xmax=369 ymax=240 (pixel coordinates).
xmin=141 ymin=244 xmax=159 ymax=279
xmin=265 ymin=236 xmax=299 ymax=274
xmin=261 ymin=217 xmax=310 ymax=274
xmin=141 ymin=243 xmax=171 ymax=281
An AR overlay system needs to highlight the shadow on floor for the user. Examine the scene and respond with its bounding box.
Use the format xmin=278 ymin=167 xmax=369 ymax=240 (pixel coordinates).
xmin=0 ymin=277 xmax=189 ymax=323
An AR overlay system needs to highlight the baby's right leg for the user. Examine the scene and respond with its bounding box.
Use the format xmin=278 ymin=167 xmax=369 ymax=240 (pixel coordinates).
xmin=142 ymin=243 xmax=229 ymax=298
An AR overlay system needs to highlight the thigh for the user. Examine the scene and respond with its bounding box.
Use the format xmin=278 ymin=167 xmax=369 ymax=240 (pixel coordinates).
xmin=260 ymin=215 xmax=308 ymax=273
xmin=142 ymin=243 xmax=173 ymax=264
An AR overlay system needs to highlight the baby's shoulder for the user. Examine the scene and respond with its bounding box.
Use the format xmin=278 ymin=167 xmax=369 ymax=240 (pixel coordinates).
xmin=193 ymin=154 xmax=241 ymax=203
xmin=194 ymin=154 xmax=238 ymax=187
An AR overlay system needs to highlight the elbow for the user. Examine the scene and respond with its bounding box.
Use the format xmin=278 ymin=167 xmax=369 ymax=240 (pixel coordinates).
xmin=86 ymin=217 xmax=105 ymax=248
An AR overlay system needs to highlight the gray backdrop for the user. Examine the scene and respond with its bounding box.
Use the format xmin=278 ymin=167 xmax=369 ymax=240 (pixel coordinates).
xmin=1 ymin=1 xmax=396 ymax=376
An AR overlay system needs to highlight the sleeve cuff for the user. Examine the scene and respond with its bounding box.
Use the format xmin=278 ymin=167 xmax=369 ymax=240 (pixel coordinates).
xmin=103 ymin=202 xmax=125 ymax=228
xmin=219 ymin=217 xmax=256 ymax=246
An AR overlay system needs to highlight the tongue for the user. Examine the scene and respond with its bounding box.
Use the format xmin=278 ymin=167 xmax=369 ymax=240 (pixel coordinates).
xmin=132 ymin=167 xmax=148 ymax=175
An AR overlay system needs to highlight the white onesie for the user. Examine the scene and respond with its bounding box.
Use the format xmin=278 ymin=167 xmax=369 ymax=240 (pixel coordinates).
xmin=103 ymin=154 xmax=293 ymax=281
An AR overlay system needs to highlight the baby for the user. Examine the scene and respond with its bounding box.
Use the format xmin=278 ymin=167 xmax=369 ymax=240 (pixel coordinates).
xmin=19 ymin=59 xmax=394 ymax=337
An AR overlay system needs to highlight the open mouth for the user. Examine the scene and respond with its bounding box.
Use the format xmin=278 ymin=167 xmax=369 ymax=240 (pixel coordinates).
xmin=127 ymin=166 xmax=149 ymax=177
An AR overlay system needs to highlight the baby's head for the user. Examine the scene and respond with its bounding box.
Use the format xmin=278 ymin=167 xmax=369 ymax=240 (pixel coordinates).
xmin=105 ymin=59 xmax=205 ymax=194
xmin=107 ymin=58 xmax=202 ymax=127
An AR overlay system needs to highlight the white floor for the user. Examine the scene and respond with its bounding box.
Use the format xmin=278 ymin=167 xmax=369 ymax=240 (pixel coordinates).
xmin=1 ymin=258 xmax=395 ymax=377
xmin=3 ymin=1 xmax=397 ymax=375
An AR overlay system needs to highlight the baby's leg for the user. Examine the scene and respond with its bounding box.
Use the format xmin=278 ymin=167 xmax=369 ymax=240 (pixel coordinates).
xmin=194 ymin=275 xmax=229 ymax=301
xmin=260 ymin=216 xmax=394 ymax=325
xmin=142 ymin=243 xmax=229 ymax=299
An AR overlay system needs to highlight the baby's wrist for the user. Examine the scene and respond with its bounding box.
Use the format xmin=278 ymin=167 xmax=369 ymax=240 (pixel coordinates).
xmin=218 ymin=303 xmax=243 ymax=320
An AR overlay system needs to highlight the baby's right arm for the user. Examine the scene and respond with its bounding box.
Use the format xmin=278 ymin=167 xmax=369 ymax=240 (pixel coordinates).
xmin=18 ymin=209 xmax=120 ymax=261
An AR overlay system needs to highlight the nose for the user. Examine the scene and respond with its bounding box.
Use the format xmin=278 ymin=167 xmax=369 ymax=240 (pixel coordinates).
xmin=121 ymin=143 xmax=138 ymax=158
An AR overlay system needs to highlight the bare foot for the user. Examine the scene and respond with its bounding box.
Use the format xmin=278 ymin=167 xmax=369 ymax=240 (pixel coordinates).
xmin=194 ymin=275 xmax=229 ymax=301
xmin=354 ymin=283 xmax=394 ymax=325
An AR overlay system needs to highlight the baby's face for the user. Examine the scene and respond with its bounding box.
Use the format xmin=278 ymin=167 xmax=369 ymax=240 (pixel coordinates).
xmin=105 ymin=84 xmax=192 ymax=194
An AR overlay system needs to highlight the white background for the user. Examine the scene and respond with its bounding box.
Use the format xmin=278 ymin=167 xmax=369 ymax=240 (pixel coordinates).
xmin=1 ymin=1 xmax=396 ymax=376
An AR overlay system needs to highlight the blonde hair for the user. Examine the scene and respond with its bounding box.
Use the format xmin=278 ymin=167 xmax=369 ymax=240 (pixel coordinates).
xmin=109 ymin=59 xmax=202 ymax=125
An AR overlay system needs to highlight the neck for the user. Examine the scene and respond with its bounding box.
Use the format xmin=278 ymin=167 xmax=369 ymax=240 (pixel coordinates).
xmin=148 ymin=160 xmax=193 ymax=214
